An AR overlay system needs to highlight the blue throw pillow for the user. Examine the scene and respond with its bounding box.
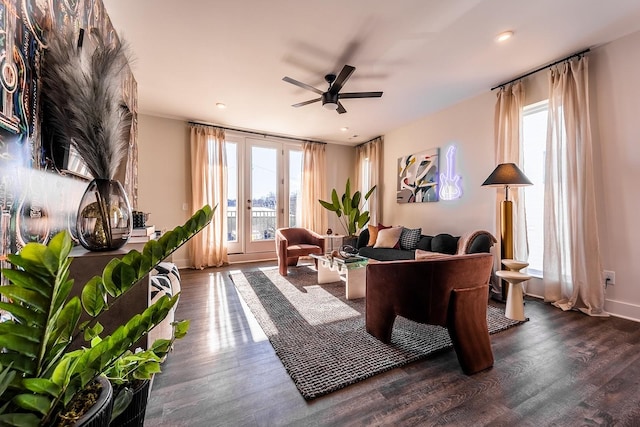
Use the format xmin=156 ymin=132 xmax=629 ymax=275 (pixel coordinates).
xmin=399 ymin=227 xmax=422 ymax=250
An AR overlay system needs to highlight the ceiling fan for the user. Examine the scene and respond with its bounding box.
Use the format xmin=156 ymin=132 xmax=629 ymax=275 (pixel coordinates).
xmin=282 ymin=64 xmax=383 ymax=114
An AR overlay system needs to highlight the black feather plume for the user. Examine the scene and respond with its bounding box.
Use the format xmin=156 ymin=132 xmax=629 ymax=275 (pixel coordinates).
xmin=41 ymin=28 xmax=132 ymax=180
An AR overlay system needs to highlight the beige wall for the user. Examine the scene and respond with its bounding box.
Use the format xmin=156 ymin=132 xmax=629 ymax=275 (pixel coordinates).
xmin=382 ymin=92 xmax=496 ymax=236
xmin=590 ymin=30 xmax=640 ymax=320
xmin=137 ymin=115 xmax=192 ymax=266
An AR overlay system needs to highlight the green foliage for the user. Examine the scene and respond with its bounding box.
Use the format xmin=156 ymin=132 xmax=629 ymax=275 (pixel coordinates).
xmin=0 ymin=205 xmax=213 ymax=426
xmin=106 ymin=320 xmax=190 ymax=421
xmin=318 ymin=178 xmax=376 ymax=237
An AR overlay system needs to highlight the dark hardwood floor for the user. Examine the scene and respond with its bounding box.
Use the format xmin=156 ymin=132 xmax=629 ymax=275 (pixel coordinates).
xmin=144 ymin=261 xmax=640 ymax=426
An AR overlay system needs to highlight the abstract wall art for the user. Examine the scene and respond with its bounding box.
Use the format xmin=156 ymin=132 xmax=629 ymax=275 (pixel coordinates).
xmin=397 ymin=147 xmax=439 ymax=203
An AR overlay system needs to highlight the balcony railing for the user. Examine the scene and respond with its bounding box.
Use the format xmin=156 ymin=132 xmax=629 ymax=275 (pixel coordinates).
xmin=226 ymin=209 xmax=298 ymax=241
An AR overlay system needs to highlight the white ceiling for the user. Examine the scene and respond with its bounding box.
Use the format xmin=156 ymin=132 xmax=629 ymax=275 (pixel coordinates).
xmin=102 ymin=0 xmax=640 ymax=145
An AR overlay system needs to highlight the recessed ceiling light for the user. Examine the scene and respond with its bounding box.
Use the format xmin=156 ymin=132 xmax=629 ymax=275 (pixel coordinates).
xmin=216 ymin=102 xmax=227 ymax=109
xmin=496 ymin=31 xmax=514 ymax=42
xmin=340 ymin=127 xmax=349 ymax=132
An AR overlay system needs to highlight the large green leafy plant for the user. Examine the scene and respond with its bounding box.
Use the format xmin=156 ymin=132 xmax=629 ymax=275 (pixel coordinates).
xmin=0 ymin=205 xmax=213 ymax=426
xmin=319 ymin=178 xmax=376 ymax=237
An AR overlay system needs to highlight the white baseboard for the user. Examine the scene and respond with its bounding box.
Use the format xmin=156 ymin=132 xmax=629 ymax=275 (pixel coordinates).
xmin=172 ymin=258 xmax=190 ymax=269
xmin=604 ymin=298 xmax=640 ymax=322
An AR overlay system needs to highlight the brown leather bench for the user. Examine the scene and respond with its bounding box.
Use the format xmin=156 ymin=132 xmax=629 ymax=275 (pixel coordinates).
xmin=365 ymin=253 xmax=495 ymax=374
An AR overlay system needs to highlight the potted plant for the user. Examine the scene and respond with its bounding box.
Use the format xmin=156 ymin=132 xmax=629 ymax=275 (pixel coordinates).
xmin=105 ymin=320 xmax=188 ymax=427
xmin=318 ymin=178 xmax=376 ymax=247
xmin=0 ymin=205 xmax=213 ymax=426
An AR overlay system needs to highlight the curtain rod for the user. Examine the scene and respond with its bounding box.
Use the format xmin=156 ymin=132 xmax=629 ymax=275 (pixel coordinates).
xmin=490 ymin=48 xmax=590 ymax=91
xmin=188 ymin=121 xmax=326 ymax=145
xmin=356 ymin=136 xmax=383 ymax=147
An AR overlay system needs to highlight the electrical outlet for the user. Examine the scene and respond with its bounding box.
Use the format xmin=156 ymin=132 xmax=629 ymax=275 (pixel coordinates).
xmin=603 ymin=270 xmax=615 ymax=286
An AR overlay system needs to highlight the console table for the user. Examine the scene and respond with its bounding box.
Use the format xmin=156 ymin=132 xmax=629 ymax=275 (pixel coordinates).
xmin=69 ymin=242 xmax=150 ymax=349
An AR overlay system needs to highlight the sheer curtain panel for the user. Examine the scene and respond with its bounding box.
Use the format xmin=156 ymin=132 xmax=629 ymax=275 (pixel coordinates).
xmin=301 ymin=142 xmax=327 ymax=234
xmin=189 ymin=125 xmax=229 ymax=268
xmin=355 ymin=137 xmax=382 ymax=225
xmin=494 ymin=82 xmax=528 ymax=262
xmin=543 ymin=56 xmax=606 ymax=316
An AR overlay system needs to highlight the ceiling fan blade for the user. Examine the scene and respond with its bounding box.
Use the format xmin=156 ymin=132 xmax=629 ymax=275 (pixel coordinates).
xmin=283 ymin=76 xmax=324 ymax=95
xmin=340 ymin=91 xmax=383 ymax=99
xmin=330 ymin=65 xmax=355 ymax=94
xmin=337 ymin=102 xmax=347 ymax=114
xmin=292 ymin=98 xmax=321 ymax=107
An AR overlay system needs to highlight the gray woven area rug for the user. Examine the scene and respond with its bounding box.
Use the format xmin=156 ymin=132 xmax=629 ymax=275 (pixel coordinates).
xmin=229 ymin=265 xmax=524 ymax=400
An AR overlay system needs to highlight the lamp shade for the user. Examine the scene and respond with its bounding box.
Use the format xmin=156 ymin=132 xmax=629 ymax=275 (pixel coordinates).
xmin=481 ymin=163 xmax=533 ymax=187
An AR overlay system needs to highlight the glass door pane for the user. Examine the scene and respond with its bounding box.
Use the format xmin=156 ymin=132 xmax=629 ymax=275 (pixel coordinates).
xmin=248 ymin=144 xmax=277 ymax=251
xmin=226 ymin=142 xmax=238 ymax=244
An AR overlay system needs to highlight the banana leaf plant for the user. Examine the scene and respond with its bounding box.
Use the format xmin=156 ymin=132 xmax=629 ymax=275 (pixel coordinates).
xmin=0 ymin=205 xmax=213 ymax=426
xmin=318 ymin=178 xmax=376 ymax=237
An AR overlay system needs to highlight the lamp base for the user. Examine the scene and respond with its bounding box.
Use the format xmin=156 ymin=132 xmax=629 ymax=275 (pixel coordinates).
xmin=499 ymin=199 xmax=513 ymax=302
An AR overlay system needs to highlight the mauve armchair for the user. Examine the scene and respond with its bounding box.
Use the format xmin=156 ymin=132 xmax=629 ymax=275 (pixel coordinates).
xmin=366 ymin=253 xmax=495 ymax=374
xmin=276 ymin=228 xmax=325 ymax=276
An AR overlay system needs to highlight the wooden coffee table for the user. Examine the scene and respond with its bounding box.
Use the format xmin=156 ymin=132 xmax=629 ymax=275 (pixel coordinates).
xmin=310 ymin=254 xmax=368 ymax=299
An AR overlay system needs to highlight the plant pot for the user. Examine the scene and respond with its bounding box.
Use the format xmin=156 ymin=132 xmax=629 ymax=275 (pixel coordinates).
xmin=109 ymin=380 xmax=151 ymax=427
xmin=342 ymin=235 xmax=358 ymax=249
xmin=76 ymin=179 xmax=132 ymax=251
xmin=62 ymin=375 xmax=114 ymax=427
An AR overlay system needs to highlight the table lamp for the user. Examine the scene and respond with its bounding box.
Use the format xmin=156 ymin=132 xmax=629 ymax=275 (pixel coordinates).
xmin=482 ymin=163 xmax=532 ymax=300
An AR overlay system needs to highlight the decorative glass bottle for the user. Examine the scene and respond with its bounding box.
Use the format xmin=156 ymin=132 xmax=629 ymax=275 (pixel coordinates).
xmin=76 ymin=179 xmax=132 ymax=251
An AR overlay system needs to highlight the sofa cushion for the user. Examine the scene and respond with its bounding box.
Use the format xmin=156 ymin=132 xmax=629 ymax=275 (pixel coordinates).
xmin=399 ymin=227 xmax=422 ymax=250
xmin=374 ymin=226 xmax=402 ymax=248
xmin=286 ymin=243 xmax=323 ymax=257
xmin=367 ymin=223 xmax=391 ymax=246
xmin=357 ymin=228 xmax=370 ymax=249
xmin=416 ymin=235 xmax=433 ymax=251
xmin=358 ymin=246 xmax=415 ymax=261
xmin=467 ymin=233 xmax=497 ymax=254
xmin=431 ymin=233 xmax=459 ymax=255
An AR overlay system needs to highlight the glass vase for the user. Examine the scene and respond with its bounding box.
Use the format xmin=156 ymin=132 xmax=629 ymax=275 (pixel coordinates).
xmin=76 ymin=179 xmax=132 ymax=251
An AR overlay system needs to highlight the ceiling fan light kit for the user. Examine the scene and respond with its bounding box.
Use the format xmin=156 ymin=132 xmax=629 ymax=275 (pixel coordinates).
xmin=283 ymin=64 xmax=383 ymax=114
xmin=322 ymin=92 xmax=339 ymax=110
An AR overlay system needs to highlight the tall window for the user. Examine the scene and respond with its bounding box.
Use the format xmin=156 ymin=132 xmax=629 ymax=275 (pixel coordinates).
xmin=522 ymin=100 xmax=548 ymax=276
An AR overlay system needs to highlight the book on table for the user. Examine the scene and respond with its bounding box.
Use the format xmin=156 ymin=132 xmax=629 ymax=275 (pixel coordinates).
xmin=131 ymin=225 xmax=155 ymax=237
xmin=128 ymin=234 xmax=156 ymax=244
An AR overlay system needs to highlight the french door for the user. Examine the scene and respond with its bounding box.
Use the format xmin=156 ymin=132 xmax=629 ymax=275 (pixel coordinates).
xmin=225 ymin=135 xmax=302 ymax=255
